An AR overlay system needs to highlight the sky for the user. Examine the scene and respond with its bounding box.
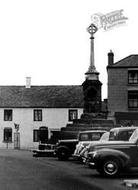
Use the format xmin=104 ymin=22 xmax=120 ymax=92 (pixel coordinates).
xmin=0 ymin=0 xmax=137 ymax=99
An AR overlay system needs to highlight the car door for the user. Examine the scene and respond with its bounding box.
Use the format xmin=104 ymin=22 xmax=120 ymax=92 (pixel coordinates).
xmin=117 ymin=143 xmax=138 ymax=167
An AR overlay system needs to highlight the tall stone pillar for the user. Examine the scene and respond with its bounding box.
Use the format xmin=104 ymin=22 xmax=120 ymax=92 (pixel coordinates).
xmin=82 ymin=23 xmax=102 ymax=114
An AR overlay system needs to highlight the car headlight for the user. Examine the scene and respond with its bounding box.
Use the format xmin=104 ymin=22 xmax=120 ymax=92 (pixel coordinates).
xmin=79 ymin=144 xmax=84 ymax=151
xmin=80 ymin=144 xmax=84 ymax=148
xmin=83 ymin=150 xmax=88 ymax=158
xmin=89 ymin=151 xmax=97 ymax=158
xmin=92 ymin=151 xmax=97 ymax=158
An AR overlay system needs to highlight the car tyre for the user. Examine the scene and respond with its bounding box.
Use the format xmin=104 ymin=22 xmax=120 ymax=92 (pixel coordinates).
xmin=97 ymin=158 xmax=120 ymax=177
xmin=57 ymin=147 xmax=70 ymax=161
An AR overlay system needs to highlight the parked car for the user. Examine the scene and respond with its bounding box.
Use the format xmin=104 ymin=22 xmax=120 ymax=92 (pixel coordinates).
xmin=85 ymin=127 xmax=138 ymax=177
xmin=73 ymin=131 xmax=109 ymax=160
xmin=33 ymin=143 xmax=56 ymax=157
xmin=55 ymin=130 xmax=107 ymax=160
xmin=81 ymin=126 xmax=137 ymax=161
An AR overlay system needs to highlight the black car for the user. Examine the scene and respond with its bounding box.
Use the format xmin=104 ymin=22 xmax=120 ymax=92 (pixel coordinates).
xmin=55 ymin=130 xmax=106 ymax=160
xmin=86 ymin=127 xmax=138 ymax=177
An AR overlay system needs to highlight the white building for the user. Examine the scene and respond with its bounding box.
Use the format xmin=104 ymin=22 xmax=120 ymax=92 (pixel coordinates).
xmin=0 ymin=79 xmax=83 ymax=149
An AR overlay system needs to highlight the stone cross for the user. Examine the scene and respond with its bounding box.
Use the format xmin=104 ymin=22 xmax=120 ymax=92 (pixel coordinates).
xmin=86 ymin=23 xmax=98 ymax=74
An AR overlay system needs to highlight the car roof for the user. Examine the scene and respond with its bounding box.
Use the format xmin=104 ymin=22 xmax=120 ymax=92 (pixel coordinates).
xmin=110 ymin=126 xmax=138 ymax=132
xmin=79 ymin=130 xmax=107 ymax=134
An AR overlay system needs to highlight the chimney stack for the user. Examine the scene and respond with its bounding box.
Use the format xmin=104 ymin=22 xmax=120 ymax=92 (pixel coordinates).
xmin=26 ymin=77 xmax=31 ymax=88
xmin=108 ymin=50 xmax=114 ymax=65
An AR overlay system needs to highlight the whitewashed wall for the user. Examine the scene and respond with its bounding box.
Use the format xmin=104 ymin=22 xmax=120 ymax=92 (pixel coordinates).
xmin=0 ymin=108 xmax=83 ymax=149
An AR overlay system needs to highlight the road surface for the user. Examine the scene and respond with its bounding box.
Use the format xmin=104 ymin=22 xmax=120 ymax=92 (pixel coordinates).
xmin=0 ymin=149 xmax=137 ymax=190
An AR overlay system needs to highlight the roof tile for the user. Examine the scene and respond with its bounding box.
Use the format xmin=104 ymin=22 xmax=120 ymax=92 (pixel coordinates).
xmin=0 ymin=85 xmax=84 ymax=108
xmin=108 ymin=55 xmax=138 ymax=68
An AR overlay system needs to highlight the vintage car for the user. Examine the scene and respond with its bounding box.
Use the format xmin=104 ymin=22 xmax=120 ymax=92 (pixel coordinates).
xmin=81 ymin=126 xmax=137 ymax=160
xmin=55 ymin=130 xmax=107 ymax=160
xmin=85 ymin=127 xmax=138 ymax=177
xmin=33 ymin=143 xmax=56 ymax=157
xmin=73 ymin=131 xmax=109 ymax=160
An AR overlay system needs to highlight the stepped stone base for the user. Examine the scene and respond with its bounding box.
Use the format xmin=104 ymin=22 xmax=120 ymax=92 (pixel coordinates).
xmin=65 ymin=113 xmax=114 ymax=130
xmin=49 ymin=113 xmax=120 ymax=143
xmin=62 ymin=120 xmax=114 ymax=132
xmin=56 ymin=113 xmax=117 ymax=141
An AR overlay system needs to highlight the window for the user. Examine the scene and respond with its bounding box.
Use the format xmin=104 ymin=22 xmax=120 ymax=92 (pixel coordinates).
xmin=4 ymin=110 xmax=12 ymax=121
xmin=91 ymin=133 xmax=102 ymax=141
xmin=3 ymin=128 xmax=12 ymax=142
xmin=33 ymin=127 xmax=48 ymax=143
xmin=33 ymin=130 xmax=40 ymax=142
xmin=68 ymin=109 xmax=78 ymax=121
xmin=128 ymin=91 xmax=138 ymax=108
xmin=109 ymin=129 xmax=135 ymax=141
xmin=34 ymin=109 xmax=42 ymax=121
xmin=79 ymin=133 xmax=89 ymax=141
xmin=128 ymin=70 xmax=138 ymax=84
xmin=79 ymin=132 xmax=104 ymax=141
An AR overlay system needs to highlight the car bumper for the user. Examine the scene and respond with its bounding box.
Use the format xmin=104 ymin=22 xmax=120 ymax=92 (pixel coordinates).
xmin=73 ymin=154 xmax=83 ymax=160
xmin=83 ymin=157 xmax=96 ymax=169
xmin=33 ymin=149 xmax=55 ymax=157
xmin=87 ymin=162 xmax=96 ymax=169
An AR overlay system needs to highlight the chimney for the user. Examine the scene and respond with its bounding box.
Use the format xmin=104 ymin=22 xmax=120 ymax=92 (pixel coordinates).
xmin=108 ymin=50 xmax=114 ymax=65
xmin=26 ymin=77 xmax=31 ymax=88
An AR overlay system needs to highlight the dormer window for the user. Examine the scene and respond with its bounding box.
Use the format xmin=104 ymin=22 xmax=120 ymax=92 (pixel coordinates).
xmin=128 ymin=70 xmax=138 ymax=84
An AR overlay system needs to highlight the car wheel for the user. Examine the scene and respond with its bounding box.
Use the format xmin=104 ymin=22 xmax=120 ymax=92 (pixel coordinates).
xmin=97 ymin=158 xmax=120 ymax=177
xmin=57 ymin=148 xmax=70 ymax=161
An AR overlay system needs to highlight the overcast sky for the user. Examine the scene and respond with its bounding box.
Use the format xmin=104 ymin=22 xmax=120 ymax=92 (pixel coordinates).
xmin=0 ymin=0 xmax=137 ymax=99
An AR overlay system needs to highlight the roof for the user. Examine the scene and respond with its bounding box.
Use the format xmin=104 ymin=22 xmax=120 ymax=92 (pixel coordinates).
xmin=110 ymin=126 xmax=138 ymax=131
xmin=0 ymin=85 xmax=84 ymax=108
xmin=107 ymin=55 xmax=138 ymax=68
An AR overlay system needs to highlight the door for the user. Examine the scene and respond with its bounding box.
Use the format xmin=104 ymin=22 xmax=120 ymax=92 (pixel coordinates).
xmin=14 ymin=132 xmax=20 ymax=149
xmin=39 ymin=127 xmax=48 ymax=143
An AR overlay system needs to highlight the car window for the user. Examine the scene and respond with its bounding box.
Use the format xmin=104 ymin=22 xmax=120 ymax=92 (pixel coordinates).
xmin=90 ymin=133 xmax=102 ymax=141
xmin=129 ymin=129 xmax=138 ymax=142
xmin=79 ymin=132 xmax=104 ymax=141
xmin=79 ymin=133 xmax=89 ymax=141
xmin=109 ymin=131 xmax=118 ymax=141
xmin=117 ymin=131 xmax=130 ymax=141
xmin=109 ymin=129 xmax=135 ymax=141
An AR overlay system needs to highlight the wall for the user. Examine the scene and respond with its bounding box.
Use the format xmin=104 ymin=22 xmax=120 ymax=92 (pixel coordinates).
xmin=0 ymin=108 xmax=83 ymax=149
xmin=107 ymin=68 xmax=128 ymax=119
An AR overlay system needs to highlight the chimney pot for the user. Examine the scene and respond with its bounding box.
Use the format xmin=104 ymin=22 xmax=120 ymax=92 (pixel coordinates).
xmin=108 ymin=50 xmax=114 ymax=65
xmin=26 ymin=77 xmax=31 ymax=88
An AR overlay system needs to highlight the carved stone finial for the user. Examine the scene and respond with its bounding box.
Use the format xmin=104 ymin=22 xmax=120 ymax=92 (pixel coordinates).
xmin=87 ymin=23 xmax=98 ymax=37
xmin=85 ymin=23 xmax=99 ymax=79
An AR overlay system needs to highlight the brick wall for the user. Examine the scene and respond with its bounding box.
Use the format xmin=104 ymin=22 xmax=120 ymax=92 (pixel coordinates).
xmin=107 ymin=68 xmax=128 ymax=118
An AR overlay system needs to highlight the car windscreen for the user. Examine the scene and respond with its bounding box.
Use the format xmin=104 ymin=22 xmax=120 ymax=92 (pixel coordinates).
xmin=129 ymin=129 xmax=138 ymax=142
xmin=100 ymin=132 xmax=109 ymax=141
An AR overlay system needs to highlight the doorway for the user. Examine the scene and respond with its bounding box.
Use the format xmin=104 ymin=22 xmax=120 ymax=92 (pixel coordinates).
xmin=14 ymin=132 xmax=20 ymax=149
